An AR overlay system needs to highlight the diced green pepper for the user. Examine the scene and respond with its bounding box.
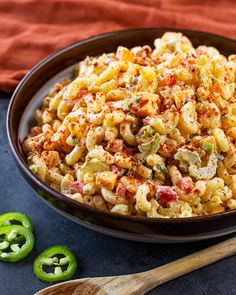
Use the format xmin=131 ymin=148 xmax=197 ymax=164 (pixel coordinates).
xmin=133 ymin=95 xmax=140 ymax=102
xmin=72 ymin=139 xmax=78 ymax=145
xmin=29 ymin=165 xmax=38 ymax=174
xmin=202 ymin=141 xmax=214 ymax=153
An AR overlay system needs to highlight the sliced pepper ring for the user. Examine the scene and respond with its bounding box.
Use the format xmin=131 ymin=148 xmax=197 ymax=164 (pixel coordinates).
xmin=33 ymin=245 xmax=77 ymax=283
xmin=0 ymin=225 xmax=34 ymax=262
xmin=0 ymin=212 xmax=33 ymax=231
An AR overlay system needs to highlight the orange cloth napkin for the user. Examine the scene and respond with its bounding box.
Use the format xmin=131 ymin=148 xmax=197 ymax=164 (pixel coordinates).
xmin=0 ymin=0 xmax=236 ymax=93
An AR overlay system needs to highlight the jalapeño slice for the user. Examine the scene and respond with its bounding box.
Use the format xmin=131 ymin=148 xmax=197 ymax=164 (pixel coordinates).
xmin=33 ymin=246 xmax=77 ymax=282
xmin=0 ymin=225 xmax=34 ymax=262
xmin=0 ymin=212 xmax=33 ymax=231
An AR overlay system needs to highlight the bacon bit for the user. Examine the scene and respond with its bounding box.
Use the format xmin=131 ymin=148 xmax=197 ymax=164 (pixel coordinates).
xmin=155 ymin=186 xmax=178 ymax=205
xmin=159 ymin=75 xmax=176 ymax=87
xmin=106 ymin=140 xmax=124 ymax=153
xmin=116 ymin=183 xmax=127 ymax=197
xmin=177 ymin=177 xmax=194 ymax=193
xmin=31 ymin=126 xmax=42 ymax=136
xmin=70 ymin=181 xmax=84 ymax=194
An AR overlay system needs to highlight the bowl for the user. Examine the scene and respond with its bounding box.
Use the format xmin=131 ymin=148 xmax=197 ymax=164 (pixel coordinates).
xmin=7 ymin=28 xmax=236 ymax=243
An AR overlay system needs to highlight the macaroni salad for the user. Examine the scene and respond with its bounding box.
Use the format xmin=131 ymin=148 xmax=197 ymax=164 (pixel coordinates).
xmin=23 ymin=32 xmax=236 ymax=218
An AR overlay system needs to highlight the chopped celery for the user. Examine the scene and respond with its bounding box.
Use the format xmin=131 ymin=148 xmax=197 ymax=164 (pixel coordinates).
xmin=80 ymin=159 xmax=109 ymax=179
xmin=138 ymin=133 xmax=161 ymax=154
xmin=189 ymin=154 xmax=217 ymax=180
xmin=174 ymin=148 xmax=201 ymax=167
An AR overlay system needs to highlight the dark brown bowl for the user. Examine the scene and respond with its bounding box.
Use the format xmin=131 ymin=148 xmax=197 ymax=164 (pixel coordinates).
xmin=7 ymin=28 xmax=236 ymax=242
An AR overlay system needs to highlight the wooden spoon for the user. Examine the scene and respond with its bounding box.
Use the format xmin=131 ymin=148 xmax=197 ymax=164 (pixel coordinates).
xmin=36 ymin=236 xmax=236 ymax=295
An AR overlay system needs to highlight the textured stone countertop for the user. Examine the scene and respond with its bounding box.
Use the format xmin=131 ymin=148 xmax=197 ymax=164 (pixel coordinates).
xmin=1 ymin=93 xmax=236 ymax=295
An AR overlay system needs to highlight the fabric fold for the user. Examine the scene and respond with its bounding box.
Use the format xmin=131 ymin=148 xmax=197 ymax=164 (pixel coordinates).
xmin=0 ymin=0 xmax=235 ymax=93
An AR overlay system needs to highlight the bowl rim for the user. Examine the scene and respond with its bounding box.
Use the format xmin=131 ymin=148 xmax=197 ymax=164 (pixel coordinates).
xmin=7 ymin=27 xmax=236 ymax=224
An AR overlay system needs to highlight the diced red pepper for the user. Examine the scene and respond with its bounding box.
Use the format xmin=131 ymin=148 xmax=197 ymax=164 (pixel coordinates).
xmin=116 ymin=183 xmax=127 ymax=197
xmin=70 ymin=181 xmax=84 ymax=194
xmin=155 ymin=186 xmax=178 ymax=205
xmin=177 ymin=177 xmax=194 ymax=193
xmin=159 ymin=75 xmax=176 ymax=87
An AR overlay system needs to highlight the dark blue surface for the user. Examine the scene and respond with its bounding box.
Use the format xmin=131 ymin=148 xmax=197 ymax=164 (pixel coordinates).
xmin=1 ymin=93 xmax=236 ymax=295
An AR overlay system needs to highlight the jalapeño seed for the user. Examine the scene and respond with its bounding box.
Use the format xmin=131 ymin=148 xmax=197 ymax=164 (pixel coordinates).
xmin=54 ymin=266 xmax=62 ymax=275
xmin=7 ymin=230 xmax=17 ymax=241
xmin=0 ymin=241 xmax=9 ymax=250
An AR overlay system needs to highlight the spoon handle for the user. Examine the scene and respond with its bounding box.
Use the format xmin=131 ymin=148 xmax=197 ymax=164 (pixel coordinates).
xmin=138 ymin=236 xmax=236 ymax=293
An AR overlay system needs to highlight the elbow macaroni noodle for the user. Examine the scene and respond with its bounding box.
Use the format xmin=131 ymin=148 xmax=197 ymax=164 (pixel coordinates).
xmin=23 ymin=32 xmax=236 ymax=218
